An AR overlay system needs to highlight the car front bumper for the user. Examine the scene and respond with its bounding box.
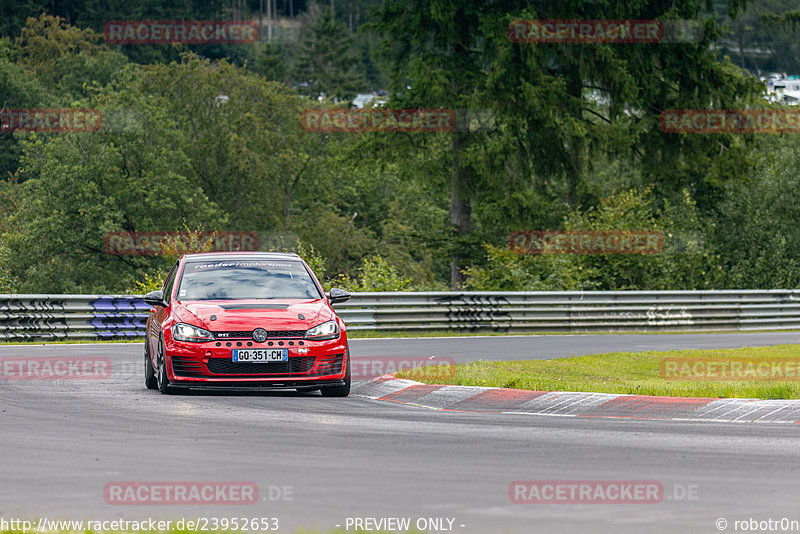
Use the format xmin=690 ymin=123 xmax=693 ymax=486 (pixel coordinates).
xmin=163 ymin=336 xmax=348 ymax=384
xmin=166 ymin=380 xmax=347 ymax=391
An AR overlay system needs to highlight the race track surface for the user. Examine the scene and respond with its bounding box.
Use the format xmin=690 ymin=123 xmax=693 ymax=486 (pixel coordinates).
xmin=1 ymin=333 xmax=800 ymax=534
xmin=352 ymin=331 xmax=800 ymax=360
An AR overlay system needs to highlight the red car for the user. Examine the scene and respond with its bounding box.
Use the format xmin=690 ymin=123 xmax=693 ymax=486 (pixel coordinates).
xmin=143 ymin=252 xmax=351 ymax=396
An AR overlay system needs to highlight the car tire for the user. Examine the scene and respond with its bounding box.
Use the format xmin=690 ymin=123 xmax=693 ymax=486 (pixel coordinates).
xmin=321 ymin=345 xmax=351 ymax=397
xmin=145 ymin=340 xmax=157 ymax=390
xmin=156 ymin=336 xmax=173 ymax=395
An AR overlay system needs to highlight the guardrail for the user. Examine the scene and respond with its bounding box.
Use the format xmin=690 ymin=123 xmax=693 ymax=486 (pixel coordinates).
xmin=1 ymin=290 xmax=800 ymax=339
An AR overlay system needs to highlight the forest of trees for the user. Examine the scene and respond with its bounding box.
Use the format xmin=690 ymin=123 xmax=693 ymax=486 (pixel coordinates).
xmin=3 ymin=0 xmax=800 ymax=294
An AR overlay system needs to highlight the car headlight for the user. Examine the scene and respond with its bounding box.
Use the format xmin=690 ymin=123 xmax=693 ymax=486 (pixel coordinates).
xmin=305 ymin=320 xmax=340 ymax=341
xmin=172 ymin=323 xmax=215 ymax=342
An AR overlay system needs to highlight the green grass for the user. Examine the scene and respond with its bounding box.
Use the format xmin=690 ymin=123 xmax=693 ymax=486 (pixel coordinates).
xmin=394 ymin=344 xmax=800 ymax=399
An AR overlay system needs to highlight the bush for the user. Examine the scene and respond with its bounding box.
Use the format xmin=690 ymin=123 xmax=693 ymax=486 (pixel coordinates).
xmin=462 ymin=245 xmax=597 ymax=290
xmin=714 ymin=136 xmax=800 ymax=288
xmin=333 ymin=255 xmax=414 ymax=292
xmin=463 ymin=187 xmax=720 ymax=290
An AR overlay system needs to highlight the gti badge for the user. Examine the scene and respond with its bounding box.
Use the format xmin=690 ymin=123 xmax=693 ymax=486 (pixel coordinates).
xmin=252 ymin=328 xmax=268 ymax=343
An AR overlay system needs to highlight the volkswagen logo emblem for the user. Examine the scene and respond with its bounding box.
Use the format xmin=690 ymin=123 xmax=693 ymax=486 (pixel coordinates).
xmin=252 ymin=328 xmax=268 ymax=343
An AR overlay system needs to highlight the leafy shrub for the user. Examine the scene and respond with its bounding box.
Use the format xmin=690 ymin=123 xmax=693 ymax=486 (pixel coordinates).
xmin=464 ymin=187 xmax=720 ymax=290
xmin=128 ymin=270 xmax=168 ymax=294
xmin=462 ymin=245 xmax=597 ymax=291
xmin=714 ymin=136 xmax=800 ymax=288
xmin=333 ymin=255 xmax=414 ymax=292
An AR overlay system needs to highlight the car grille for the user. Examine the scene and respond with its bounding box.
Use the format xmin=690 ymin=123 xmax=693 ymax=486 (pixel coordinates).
xmin=207 ymin=356 xmax=317 ymax=375
xmin=213 ymin=330 xmax=252 ymax=339
xmin=204 ymin=354 xmax=344 ymax=377
xmin=171 ymin=355 xmax=206 ymax=377
xmin=213 ymin=330 xmax=307 ymax=339
xmin=313 ymin=353 xmax=344 ymax=375
xmin=172 ymin=354 xmax=345 ymax=378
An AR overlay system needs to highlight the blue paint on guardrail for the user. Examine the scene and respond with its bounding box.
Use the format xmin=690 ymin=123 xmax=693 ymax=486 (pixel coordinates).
xmin=91 ymin=297 xmax=149 ymax=337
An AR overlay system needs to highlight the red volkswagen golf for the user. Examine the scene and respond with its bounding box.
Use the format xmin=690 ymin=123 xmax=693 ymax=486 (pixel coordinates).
xmin=143 ymin=252 xmax=351 ymax=396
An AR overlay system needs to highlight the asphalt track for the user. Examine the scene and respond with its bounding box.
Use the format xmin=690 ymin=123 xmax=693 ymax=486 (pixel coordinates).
xmin=2 ymin=333 xmax=800 ymax=534
xmin=351 ymin=331 xmax=800 ymax=361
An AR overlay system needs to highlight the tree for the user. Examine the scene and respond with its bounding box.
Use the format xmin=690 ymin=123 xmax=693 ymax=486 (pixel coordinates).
xmin=373 ymin=0 xmax=762 ymax=288
xmin=3 ymin=87 xmax=225 ymax=292
xmin=463 ymin=187 xmax=720 ymax=291
xmin=373 ymin=1 xmax=493 ymax=288
xmin=0 ymin=52 xmax=378 ymax=291
xmin=130 ymin=54 xmax=330 ymax=233
xmin=252 ymin=42 xmax=289 ymax=82
xmin=14 ymin=14 xmax=128 ymax=98
xmin=0 ymin=42 xmax=52 ymax=179
xmin=714 ymin=134 xmax=800 ymax=288
xmin=294 ymin=5 xmax=365 ymax=100
xmin=717 ymin=0 xmax=800 ymax=73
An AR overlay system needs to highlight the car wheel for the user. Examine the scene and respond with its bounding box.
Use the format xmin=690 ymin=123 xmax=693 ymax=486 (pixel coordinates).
xmin=321 ymin=345 xmax=351 ymax=397
xmin=144 ymin=339 xmax=157 ymax=390
xmin=156 ymin=336 xmax=173 ymax=394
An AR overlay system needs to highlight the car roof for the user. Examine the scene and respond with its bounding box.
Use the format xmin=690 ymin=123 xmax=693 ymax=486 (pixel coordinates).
xmin=183 ymin=251 xmax=301 ymax=263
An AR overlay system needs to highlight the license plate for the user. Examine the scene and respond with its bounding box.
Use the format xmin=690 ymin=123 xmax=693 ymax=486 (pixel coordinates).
xmin=232 ymin=349 xmax=288 ymax=362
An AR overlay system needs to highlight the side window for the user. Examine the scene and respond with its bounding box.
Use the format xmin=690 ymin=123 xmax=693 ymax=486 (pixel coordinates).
xmin=162 ymin=263 xmax=179 ymax=305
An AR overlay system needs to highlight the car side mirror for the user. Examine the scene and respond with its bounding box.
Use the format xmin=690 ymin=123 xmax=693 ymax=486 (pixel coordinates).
xmin=328 ymin=288 xmax=351 ymax=304
xmin=143 ymin=290 xmax=166 ymax=307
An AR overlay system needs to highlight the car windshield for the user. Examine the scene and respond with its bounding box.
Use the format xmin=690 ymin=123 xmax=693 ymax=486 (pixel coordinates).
xmin=177 ymin=259 xmax=321 ymax=300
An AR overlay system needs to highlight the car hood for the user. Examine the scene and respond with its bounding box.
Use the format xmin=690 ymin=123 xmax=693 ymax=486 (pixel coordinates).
xmin=173 ymin=299 xmax=334 ymax=331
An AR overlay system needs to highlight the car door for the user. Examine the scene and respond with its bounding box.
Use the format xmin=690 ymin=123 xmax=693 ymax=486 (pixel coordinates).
xmin=148 ymin=261 xmax=179 ymax=358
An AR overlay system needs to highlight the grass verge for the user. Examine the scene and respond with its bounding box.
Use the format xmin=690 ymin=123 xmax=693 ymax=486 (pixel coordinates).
xmin=394 ymin=344 xmax=800 ymax=399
